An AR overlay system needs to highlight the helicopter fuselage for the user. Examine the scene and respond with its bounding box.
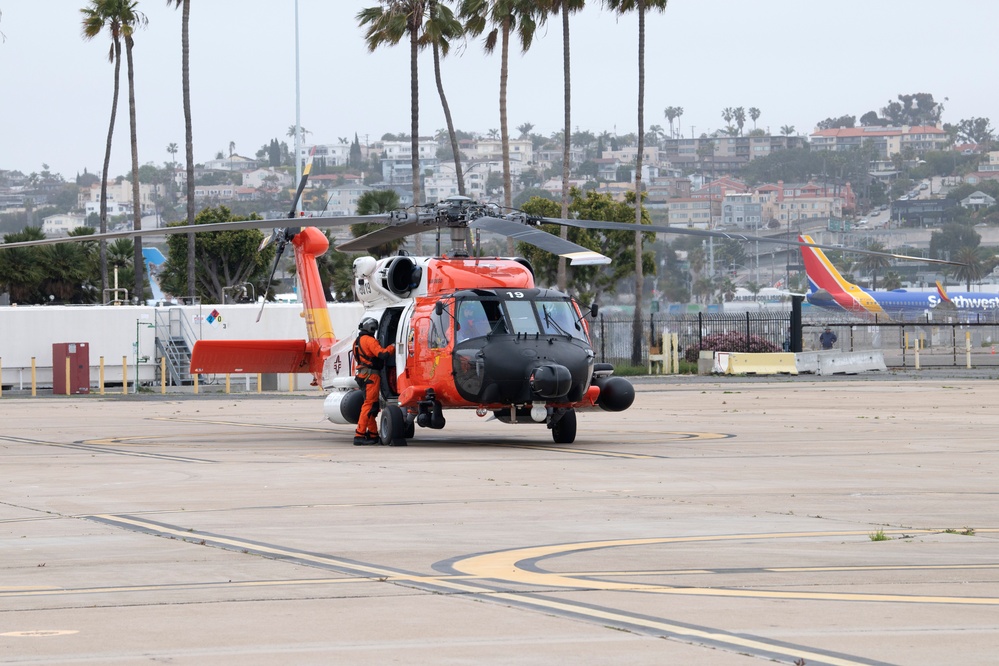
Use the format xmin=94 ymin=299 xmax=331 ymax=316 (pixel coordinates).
xmin=322 ymin=253 xmax=634 ymax=444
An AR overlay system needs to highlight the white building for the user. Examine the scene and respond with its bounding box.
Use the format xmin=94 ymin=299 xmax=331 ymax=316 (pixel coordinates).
xmin=42 ymin=213 xmax=88 ymax=237
xmin=322 ymin=183 xmax=375 ymax=216
xmin=243 ymin=168 xmax=293 ymax=190
xmin=202 ymin=154 xmax=259 ymax=171
xmin=298 ymin=143 xmax=351 ymax=168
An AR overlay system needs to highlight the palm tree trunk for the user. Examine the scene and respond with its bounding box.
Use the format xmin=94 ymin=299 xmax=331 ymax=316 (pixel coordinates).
xmin=125 ymin=36 xmax=143 ymax=303
xmin=631 ymin=0 xmax=646 ymax=367
xmin=410 ymin=22 xmax=422 ymax=255
xmin=181 ymin=0 xmax=196 ymax=301
xmin=432 ymin=41 xmax=468 ymax=253
xmin=500 ymin=17 xmax=513 ymax=255
xmin=99 ymin=39 xmax=122 ymax=302
xmin=557 ymin=3 xmax=570 ymax=292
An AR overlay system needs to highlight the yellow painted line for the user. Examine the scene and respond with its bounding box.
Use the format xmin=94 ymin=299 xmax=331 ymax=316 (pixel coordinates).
xmin=574 ymin=563 xmax=999 ymax=577
xmin=452 ymin=531 xmax=999 ymax=606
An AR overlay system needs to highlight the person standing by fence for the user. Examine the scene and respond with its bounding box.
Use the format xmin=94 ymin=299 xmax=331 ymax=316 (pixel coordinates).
xmin=819 ymin=326 xmax=838 ymax=350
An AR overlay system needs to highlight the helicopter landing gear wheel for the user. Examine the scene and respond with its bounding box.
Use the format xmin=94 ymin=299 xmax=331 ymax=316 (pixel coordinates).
xmin=404 ymin=416 xmax=415 ymax=439
xmin=551 ymin=408 xmax=577 ymax=444
xmin=380 ymin=405 xmax=408 ymax=447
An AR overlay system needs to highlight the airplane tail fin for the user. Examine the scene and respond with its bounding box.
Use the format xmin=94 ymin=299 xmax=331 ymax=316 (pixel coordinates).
xmin=798 ymin=234 xmax=859 ymax=295
xmin=935 ymin=280 xmax=953 ymax=304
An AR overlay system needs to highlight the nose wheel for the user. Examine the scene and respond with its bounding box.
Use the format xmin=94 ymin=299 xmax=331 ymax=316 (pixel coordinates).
xmin=551 ymin=408 xmax=577 ymax=444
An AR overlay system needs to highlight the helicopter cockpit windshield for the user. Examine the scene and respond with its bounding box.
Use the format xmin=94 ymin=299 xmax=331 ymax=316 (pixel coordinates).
xmin=454 ymin=290 xmax=587 ymax=344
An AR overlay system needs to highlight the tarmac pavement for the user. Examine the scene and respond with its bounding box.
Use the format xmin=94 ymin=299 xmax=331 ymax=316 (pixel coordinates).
xmin=2 ymin=375 xmax=998 ymax=665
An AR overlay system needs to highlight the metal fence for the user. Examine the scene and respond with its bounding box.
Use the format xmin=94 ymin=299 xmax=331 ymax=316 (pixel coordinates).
xmin=590 ymin=311 xmax=999 ymax=369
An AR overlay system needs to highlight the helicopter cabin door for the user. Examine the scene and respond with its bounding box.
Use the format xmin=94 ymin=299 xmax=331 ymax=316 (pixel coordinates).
xmin=377 ymin=307 xmax=406 ymax=398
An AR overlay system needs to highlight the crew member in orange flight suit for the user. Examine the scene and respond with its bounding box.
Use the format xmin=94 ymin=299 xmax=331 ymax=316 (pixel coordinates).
xmin=352 ymin=317 xmax=394 ymax=446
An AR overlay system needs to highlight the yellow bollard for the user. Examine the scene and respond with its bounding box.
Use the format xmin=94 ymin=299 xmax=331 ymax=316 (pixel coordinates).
xmin=670 ymin=333 xmax=680 ymax=374
xmin=288 ymin=373 xmax=294 ymax=392
xmin=99 ymin=356 xmax=105 ymax=395
xmin=122 ymin=355 xmax=128 ymax=395
xmin=193 ymin=372 xmax=199 ymax=394
xmin=225 ymin=373 xmax=231 ymax=394
xmin=966 ymin=331 xmax=972 ymax=369
xmin=257 ymin=373 xmax=263 ymax=394
xmin=31 ymin=357 xmax=37 ymax=397
xmin=65 ymin=357 xmax=71 ymax=396
xmin=160 ymin=357 xmax=166 ymax=394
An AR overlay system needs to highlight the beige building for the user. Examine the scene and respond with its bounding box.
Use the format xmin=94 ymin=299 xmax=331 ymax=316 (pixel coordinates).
xmin=808 ymin=125 xmax=947 ymax=158
xmin=666 ymin=198 xmax=718 ymax=228
xmin=78 ymin=180 xmax=162 ymax=215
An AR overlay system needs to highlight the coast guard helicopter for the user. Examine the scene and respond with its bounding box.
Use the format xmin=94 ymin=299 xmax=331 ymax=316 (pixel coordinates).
xmin=0 ymin=161 xmax=960 ymax=446
xmin=189 ymin=173 xmax=636 ymax=446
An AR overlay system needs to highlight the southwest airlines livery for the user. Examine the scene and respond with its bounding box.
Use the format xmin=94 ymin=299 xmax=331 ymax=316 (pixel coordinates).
xmin=799 ymin=234 xmax=999 ymax=320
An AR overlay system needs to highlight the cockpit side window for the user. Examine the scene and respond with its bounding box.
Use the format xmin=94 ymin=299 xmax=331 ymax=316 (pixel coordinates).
xmin=429 ymin=303 xmax=451 ymax=349
xmin=456 ymin=301 xmax=489 ymax=342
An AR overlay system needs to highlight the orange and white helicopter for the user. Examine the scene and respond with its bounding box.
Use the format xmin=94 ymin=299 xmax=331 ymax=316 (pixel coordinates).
xmin=189 ymin=191 xmax=636 ymax=446
xmin=1 ymin=164 xmax=959 ymax=447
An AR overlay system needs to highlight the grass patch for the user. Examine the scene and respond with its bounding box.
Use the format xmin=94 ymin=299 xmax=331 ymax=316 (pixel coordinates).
xmin=869 ymin=529 xmax=890 ymax=541
xmin=944 ymin=527 xmax=975 ymax=536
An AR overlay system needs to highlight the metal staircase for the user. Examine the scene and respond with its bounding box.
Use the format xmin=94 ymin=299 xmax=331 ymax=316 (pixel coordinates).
xmin=154 ymin=308 xmax=197 ymax=385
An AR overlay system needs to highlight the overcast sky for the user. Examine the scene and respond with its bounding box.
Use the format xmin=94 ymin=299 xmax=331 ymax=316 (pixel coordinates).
xmin=2 ymin=0 xmax=996 ymax=179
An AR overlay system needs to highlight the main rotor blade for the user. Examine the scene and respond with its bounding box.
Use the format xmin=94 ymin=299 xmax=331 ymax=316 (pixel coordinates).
xmin=544 ymin=217 xmax=962 ymax=267
xmin=335 ymin=220 xmax=425 ymax=253
xmin=0 ymin=216 xmax=387 ymax=251
xmin=470 ymin=216 xmax=610 ymax=265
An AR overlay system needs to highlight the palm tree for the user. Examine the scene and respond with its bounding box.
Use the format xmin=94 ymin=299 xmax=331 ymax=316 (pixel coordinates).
xmin=120 ymin=1 xmax=148 ymax=303
xmin=81 ymin=0 xmax=125 ymax=301
xmin=647 ymin=124 xmax=664 ymax=147
xmin=352 ymin=189 xmax=406 ymax=257
xmin=663 ymin=105 xmax=680 ymax=139
xmin=882 ymin=271 xmax=902 ymax=291
xmin=856 ymin=241 xmax=891 ymax=289
xmin=359 ymin=1 xmax=427 ymax=253
xmin=166 ymin=142 xmax=178 ymax=166
xmin=749 ymin=106 xmax=761 ymax=130
xmin=780 ymin=124 xmax=796 ymax=137
xmin=516 ymin=121 xmax=534 ymax=138
xmin=603 ymin=0 xmax=669 ymax=366
xmin=461 ymin=0 xmax=540 ymax=242
xmin=536 ymin=0 xmax=584 ymax=291
xmin=422 ymin=0 xmax=466 ymax=204
xmin=733 ymin=106 xmax=746 ymax=136
xmin=950 ymin=246 xmax=988 ymax=290
xmin=167 ymin=0 xmax=196 ymax=303
xmin=721 ymin=106 xmax=734 ymax=129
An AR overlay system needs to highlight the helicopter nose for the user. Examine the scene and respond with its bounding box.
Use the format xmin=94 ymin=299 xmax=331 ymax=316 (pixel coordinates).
xmin=530 ymin=364 xmax=572 ymax=399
